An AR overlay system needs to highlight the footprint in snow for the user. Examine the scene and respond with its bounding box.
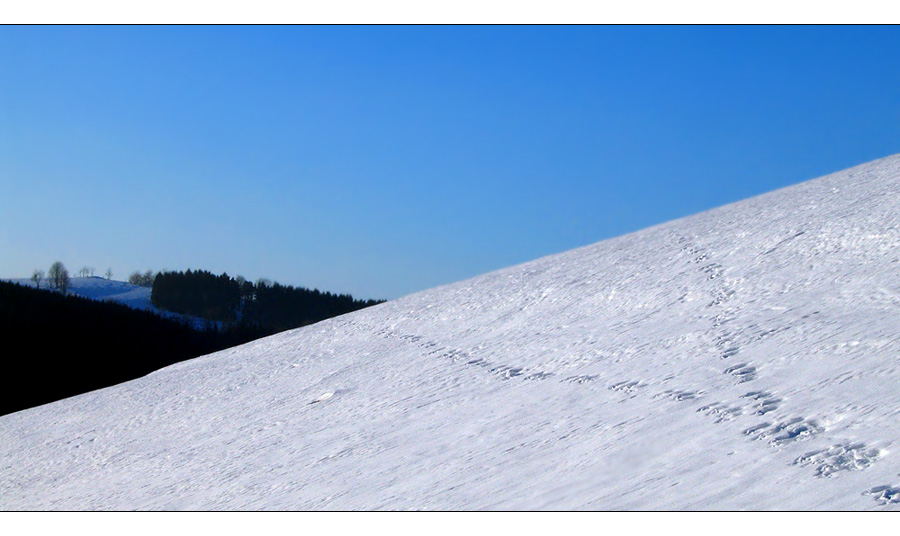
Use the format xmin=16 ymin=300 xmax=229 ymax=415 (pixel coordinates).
xmin=794 ymin=443 xmax=882 ymax=477
xmin=864 ymin=485 xmax=900 ymax=504
xmin=725 ymin=363 xmax=757 ymax=383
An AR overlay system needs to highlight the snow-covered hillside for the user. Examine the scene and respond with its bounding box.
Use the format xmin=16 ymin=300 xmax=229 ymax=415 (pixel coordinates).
xmin=4 ymin=276 xmax=211 ymax=328
xmin=3 ymin=155 xmax=900 ymax=510
xmin=7 ymin=276 xmax=155 ymax=309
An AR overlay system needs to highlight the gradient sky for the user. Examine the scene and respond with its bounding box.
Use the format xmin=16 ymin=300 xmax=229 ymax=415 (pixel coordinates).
xmin=2 ymin=25 xmax=899 ymax=299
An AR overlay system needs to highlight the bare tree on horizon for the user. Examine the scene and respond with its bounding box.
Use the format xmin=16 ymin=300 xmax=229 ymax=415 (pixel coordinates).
xmin=48 ymin=262 xmax=70 ymax=295
xmin=31 ymin=269 xmax=44 ymax=289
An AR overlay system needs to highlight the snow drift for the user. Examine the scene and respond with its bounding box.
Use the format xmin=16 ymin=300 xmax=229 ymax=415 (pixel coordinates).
xmin=3 ymin=154 xmax=900 ymax=510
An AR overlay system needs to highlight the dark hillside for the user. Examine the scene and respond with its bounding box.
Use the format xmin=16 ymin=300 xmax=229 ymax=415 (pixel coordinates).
xmin=0 ymin=281 xmax=266 ymax=416
xmin=152 ymin=270 xmax=385 ymax=334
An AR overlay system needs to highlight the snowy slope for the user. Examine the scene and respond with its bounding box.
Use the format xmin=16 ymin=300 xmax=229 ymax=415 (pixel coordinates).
xmin=7 ymin=276 xmax=156 ymax=309
xmin=5 ymin=276 xmax=211 ymax=328
xmin=3 ymin=155 xmax=900 ymax=510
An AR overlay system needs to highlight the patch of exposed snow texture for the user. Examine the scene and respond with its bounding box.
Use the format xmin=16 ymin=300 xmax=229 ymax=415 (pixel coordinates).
xmin=3 ymin=154 xmax=900 ymax=510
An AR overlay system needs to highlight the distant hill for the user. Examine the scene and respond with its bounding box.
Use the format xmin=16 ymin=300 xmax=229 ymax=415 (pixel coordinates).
xmin=0 ymin=280 xmax=266 ymax=416
xmin=5 ymin=276 xmax=212 ymax=328
xmin=0 ymin=274 xmax=385 ymax=416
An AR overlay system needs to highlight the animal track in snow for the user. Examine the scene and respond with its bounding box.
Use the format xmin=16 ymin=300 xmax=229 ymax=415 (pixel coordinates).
xmin=712 ymin=327 xmax=741 ymax=358
xmin=702 ymin=263 xmax=724 ymax=280
xmin=865 ymin=485 xmax=900 ymax=504
xmin=712 ymin=310 xmax=738 ymax=327
xmin=709 ymin=289 xmax=737 ymax=308
xmin=770 ymin=418 xmax=823 ymax=446
xmin=608 ymin=380 xmax=646 ymax=394
xmin=725 ymin=363 xmax=757 ymax=383
xmin=438 ymin=349 xmax=467 ymax=361
xmin=523 ymin=372 xmax=554 ymax=381
xmin=720 ymin=346 xmax=740 ymax=359
xmin=565 ymin=374 xmax=599 ymax=384
xmin=747 ymin=325 xmax=788 ymax=342
xmin=489 ymin=365 xmax=523 ymax=379
xmin=657 ymin=389 xmax=701 ymax=402
xmin=794 ymin=443 xmax=882 ymax=477
xmin=360 ymin=322 xmax=562 ymax=387
xmin=742 ymin=422 xmax=771 ymax=437
xmin=697 ymin=402 xmax=743 ymax=423
xmin=743 ymin=417 xmax=823 ymax=447
xmin=741 ymin=391 xmax=781 ymax=415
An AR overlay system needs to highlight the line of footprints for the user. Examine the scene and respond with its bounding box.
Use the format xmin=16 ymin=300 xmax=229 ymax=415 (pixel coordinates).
xmin=347 ymin=315 xmax=898 ymax=506
xmin=685 ymin=240 xmax=899 ymax=507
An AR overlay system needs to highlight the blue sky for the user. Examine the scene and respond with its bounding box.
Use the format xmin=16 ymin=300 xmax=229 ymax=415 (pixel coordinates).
xmin=1 ymin=25 xmax=899 ymax=299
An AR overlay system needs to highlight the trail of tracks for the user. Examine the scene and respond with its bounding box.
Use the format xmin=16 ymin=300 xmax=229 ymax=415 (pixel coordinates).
xmin=344 ymin=232 xmax=895 ymax=506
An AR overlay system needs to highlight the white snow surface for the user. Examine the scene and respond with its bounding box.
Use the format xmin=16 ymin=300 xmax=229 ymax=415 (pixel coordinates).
xmin=4 ymin=155 xmax=900 ymax=510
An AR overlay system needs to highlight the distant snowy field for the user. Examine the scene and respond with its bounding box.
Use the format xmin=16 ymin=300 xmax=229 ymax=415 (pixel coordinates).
xmin=4 ymin=276 xmax=210 ymax=328
xmin=6 ymin=276 xmax=154 ymax=308
xmin=3 ymin=155 xmax=900 ymax=510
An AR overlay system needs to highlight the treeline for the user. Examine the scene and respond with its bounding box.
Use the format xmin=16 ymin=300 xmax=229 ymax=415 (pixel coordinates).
xmin=0 ymin=280 xmax=268 ymax=416
xmin=152 ymin=270 xmax=240 ymax=322
xmin=151 ymin=270 xmax=385 ymax=334
xmin=245 ymin=280 xmax=384 ymax=333
xmin=128 ymin=270 xmax=156 ymax=287
xmin=31 ymin=262 xmax=115 ymax=293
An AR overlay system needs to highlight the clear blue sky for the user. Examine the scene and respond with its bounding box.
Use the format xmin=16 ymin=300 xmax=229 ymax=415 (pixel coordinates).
xmin=2 ymin=25 xmax=898 ymax=299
